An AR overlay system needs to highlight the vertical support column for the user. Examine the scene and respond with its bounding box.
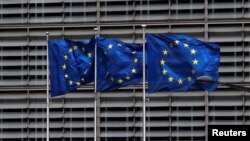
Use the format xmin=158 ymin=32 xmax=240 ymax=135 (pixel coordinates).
xmin=204 ymin=0 xmax=208 ymax=42
xmin=27 ymin=27 xmax=30 ymax=141
xmin=168 ymin=0 xmax=171 ymax=23
xmin=27 ymin=90 xmax=30 ymax=141
xmin=205 ymin=0 xmax=208 ymax=24
xmin=96 ymin=0 xmax=100 ymax=25
xmin=242 ymin=22 xmax=246 ymax=125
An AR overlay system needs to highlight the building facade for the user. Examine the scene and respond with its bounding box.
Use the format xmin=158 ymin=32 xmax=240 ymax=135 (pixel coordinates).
xmin=0 ymin=0 xmax=249 ymax=141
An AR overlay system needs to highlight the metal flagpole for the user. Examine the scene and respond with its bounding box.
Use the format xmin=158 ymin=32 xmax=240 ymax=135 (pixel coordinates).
xmin=45 ymin=32 xmax=50 ymax=141
xmin=205 ymin=91 xmax=208 ymax=141
xmin=93 ymin=27 xmax=98 ymax=141
xmin=141 ymin=24 xmax=147 ymax=141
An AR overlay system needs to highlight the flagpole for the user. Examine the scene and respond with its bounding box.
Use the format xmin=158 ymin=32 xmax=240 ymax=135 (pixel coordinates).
xmin=45 ymin=32 xmax=50 ymax=141
xmin=205 ymin=91 xmax=208 ymax=141
xmin=141 ymin=24 xmax=147 ymax=141
xmin=93 ymin=27 xmax=98 ymax=141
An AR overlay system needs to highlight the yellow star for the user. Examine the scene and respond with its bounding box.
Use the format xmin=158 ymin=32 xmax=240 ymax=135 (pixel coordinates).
xmin=162 ymin=69 xmax=167 ymax=75
xmin=82 ymin=47 xmax=85 ymax=51
xmin=118 ymin=79 xmax=123 ymax=84
xmin=132 ymin=51 xmax=136 ymax=54
xmin=160 ymin=59 xmax=166 ymax=65
xmin=64 ymin=55 xmax=68 ymax=60
xmin=131 ymin=68 xmax=137 ymax=73
xmin=73 ymin=45 xmax=78 ymax=50
xmin=187 ymin=76 xmax=192 ymax=82
xmin=62 ymin=64 xmax=67 ymax=70
xmin=108 ymin=44 xmax=113 ymax=49
xmin=118 ymin=43 xmax=122 ymax=47
xmin=134 ymin=58 xmax=138 ymax=63
xmin=178 ymin=79 xmax=183 ymax=85
xmin=64 ymin=74 xmax=69 ymax=78
xmin=193 ymin=59 xmax=199 ymax=65
xmin=110 ymin=77 xmax=114 ymax=82
xmin=81 ymin=78 xmax=85 ymax=82
xmin=191 ymin=49 xmax=197 ymax=55
xmin=76 ymin=82 xmax=81 ymax=86
xmin=175 ymin=40 xmax=180 ymax=45
xmin=163 ymin=49 xmax=168 ymax=55
xmin=69 ymin=48 xmax=73 ymax=52
xmin=87 ymin=53 xmax=92 ymax=58
xmin=69 ymin=80 xmax=73 ymax=85
xmin=192 ymin=69 xmax=196 ymax=74
xmin=184 ymin=43 xmax=189 ymax=47
xmin=168 ymin=76 xmax=174 ymax=82
xmin=126 ymin=75 xmax=130 ymax=80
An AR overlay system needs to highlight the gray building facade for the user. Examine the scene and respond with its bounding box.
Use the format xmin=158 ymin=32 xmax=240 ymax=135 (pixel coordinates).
xmin=0 ymin=0 xmax=250 ymax=141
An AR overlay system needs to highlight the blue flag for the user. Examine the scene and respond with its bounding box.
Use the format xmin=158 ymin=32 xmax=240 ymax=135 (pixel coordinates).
xmin=146 ymin=33 xmax=220 ymax=93
xmin=48 ymin=38 xmax=95 ymax=97
xmin=96 ymin=37 xmax=143 ymax=92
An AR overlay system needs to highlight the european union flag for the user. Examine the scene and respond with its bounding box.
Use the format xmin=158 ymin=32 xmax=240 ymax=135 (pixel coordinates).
xmin=147 ymin=33 xmax=220 ymax=93
xmin=96 ymin=37 xmax=143 ymax=92
xmin=48 ymin=38 xmax=95 ymax=97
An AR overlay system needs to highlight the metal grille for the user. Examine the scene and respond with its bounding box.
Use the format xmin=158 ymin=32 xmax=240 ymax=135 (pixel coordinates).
xmin=0 ymin=0 xmax=249 ymax=141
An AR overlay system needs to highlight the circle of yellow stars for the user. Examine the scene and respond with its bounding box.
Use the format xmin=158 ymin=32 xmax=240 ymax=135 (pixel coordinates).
xmin=106 ymin=42 xmax=140 ymax=85
xmin=160 ymin=39 xmax=199 ymax=86
xmin=62 ymin=44 xmax=93 ymax=87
